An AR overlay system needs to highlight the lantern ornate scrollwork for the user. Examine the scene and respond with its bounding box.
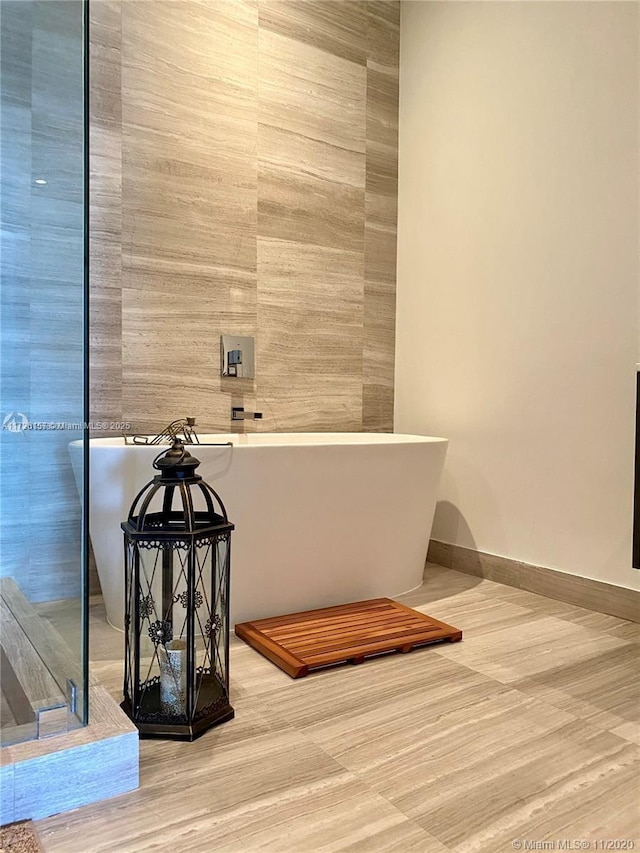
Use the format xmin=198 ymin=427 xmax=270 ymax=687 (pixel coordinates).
xmin=121 ymin=438 xmax=234 ymax=740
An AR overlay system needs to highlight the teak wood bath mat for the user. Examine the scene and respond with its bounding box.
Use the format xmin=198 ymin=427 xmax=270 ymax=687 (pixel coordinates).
xmin=234 ymin=598 xmax=462 ymax=678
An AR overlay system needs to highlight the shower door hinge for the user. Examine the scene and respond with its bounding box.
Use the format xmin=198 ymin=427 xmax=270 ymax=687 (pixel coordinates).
xmin=66 ymin=678 xmax=78 ymax=715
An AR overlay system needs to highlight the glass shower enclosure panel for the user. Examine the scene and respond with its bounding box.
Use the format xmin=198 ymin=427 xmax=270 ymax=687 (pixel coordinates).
xmin=0 ymin=0 xmax=88 ymax=745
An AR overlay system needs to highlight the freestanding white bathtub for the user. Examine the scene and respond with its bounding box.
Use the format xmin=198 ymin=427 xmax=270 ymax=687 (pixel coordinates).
xmin=74 ymin=433 xmax=447 ymax=630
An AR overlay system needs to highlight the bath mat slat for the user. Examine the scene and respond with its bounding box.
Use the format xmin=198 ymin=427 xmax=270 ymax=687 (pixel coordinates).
xmin=291 ymin=624 xmax=447 ymax=657
xmin=235 ymin=598 xmax=462 ymax=678
xmin=279 ymin=611 xmax=422 ymax=642
xmin=258 ymin=600 xmax=395 ymax=630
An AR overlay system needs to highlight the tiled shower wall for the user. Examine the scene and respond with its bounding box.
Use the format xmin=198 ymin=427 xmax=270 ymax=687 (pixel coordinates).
xmin=90 ymin=0 xmax=399 ymax=435
xmin=1 ymin=2 xmax=85 ymax=600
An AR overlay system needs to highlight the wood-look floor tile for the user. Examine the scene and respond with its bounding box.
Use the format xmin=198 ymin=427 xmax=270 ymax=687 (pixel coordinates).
xmin=422 ymin=562 xmax=483 ymax=592
xmin=403 ymin=566 xmax=484 ymax=602
xmin=36 ymin=566 xmax=640 ymax=850
xmin=38 ymin=787 xmax=167 ymax=853
xmin=162 ymin=793 xmax=448 ymax=853
xmin=550 ymin=606 xmax=640 ymax=642
xmin=510 ymin=643 xmax=640 ymax=736
xmin=299 ymin=669 xmax=575 ymax=769
xmin=315 ymin=686 xmax=637 ymax=852
xmin=38 ymin=728 xmax=447 ymax=853
xmin=610 ymin=721 xmax=640 ymax=745
xmin=434 ymin=615 xmax=632 ymax=685
xmin=398 ymin=586 xmax=536 ymax=639
xmin=133 ymin=734 xmax=449 ymax=853
xmin=229 ymin=635 xmax=305 ymax=698
xmin=451 ymin=743 xmax=639 ymax=853
xmin=252 ymin=648 xmax=498 ymax=730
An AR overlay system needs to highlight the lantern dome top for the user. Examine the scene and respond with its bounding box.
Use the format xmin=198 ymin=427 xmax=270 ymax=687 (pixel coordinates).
xmin=122 ymin=439 xmax=233 ymax=539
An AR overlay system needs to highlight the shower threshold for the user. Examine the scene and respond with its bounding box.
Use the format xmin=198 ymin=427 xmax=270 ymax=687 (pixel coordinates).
xmin=0 ymin=579 xmax=74 ymax=746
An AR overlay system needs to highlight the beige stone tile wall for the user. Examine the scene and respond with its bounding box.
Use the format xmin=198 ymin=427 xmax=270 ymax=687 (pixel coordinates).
xmin=90 ymin=0 xmax=399 ymax=436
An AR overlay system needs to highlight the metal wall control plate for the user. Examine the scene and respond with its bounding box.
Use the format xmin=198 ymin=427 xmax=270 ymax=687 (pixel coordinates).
xmin=221 ymin=335 xmax=255 ymax=379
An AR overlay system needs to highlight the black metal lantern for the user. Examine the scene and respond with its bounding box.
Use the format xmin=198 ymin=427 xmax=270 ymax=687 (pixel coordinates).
xmin=121 ymin=439 xmax=234 ymax=740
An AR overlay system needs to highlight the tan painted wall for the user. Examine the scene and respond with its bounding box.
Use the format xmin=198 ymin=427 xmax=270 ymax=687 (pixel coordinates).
xmin=90 ymin=0 xmax=399 ymax=436
xmin=396 ymin=1 xmax=639 ymax=590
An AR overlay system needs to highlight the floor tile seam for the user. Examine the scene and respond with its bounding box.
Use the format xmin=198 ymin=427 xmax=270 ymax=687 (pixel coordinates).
xmin=453 ymin=579 xmax=640 ymax=630
xmin=429 ymin=742 xmax=640 ymax=853
xmin=285 ymin=695 xmax=601 ymax=847
xmin=297 ymin=679 xmax=564 ymax=751
xmin=500 ymin=682 xmax=640 ymax=745
xmin=424 ymin=616 xmax=544 ymax=641
xmin=421 ymin=591 xmax=547 ymax=626
xmin=244 ymin=671 xmax=515 ymax=736
xmin=105 ymin=754 xmax=363 ymax=848
xmin=250 ymin=659 xmax=551 ymax=743
xmin=294 ymin=687 xmax=594 ymax=789
xmin=299 ymin=730 xmax=456 ymax=853
xmin=498 ymin=654 xmax=640 ymax=705
xmin=609 ymin=722 xmax=640 ymax=746
xmin=232 ymin=654 xmax=494 ymax=702
xmin=424 ymin=723 xmax=640 ymax=804
xmin=432 ymin=638 xmax=635 ymax=685
xmin=537 ymin=601 xmax=640 ymax=629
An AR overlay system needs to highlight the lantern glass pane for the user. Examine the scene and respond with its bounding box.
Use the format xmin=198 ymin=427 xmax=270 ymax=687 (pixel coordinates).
xmin=123 ymin=527 xmax=233 ymax=737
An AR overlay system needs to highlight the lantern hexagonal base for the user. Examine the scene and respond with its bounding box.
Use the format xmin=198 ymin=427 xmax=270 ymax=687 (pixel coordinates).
xmin=120 ymin=697 xmax=234 ymax=741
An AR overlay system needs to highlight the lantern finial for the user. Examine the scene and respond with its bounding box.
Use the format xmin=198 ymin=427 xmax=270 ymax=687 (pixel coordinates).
xmin=153 ymin=438 xmax=201 ymax=482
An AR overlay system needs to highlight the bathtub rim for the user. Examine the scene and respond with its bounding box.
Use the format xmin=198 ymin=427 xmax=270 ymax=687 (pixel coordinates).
xmin=75 ymin=432 xmax=449 ymax=449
